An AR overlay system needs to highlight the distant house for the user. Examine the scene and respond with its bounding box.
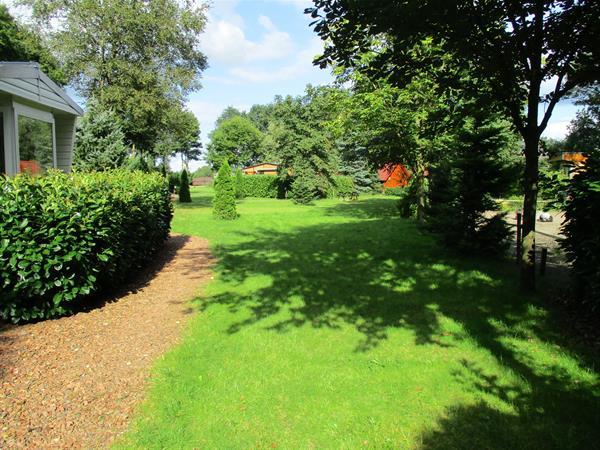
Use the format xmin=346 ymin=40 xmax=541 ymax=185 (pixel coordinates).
xmin=242 ymin=162 xmax=279 ymax=176
xmin=550 ymin=152 xmax=588 ymax=177
xmin=378 ymin=164 xmax=411 ymax=188
xmin=1 ymin=62 xmax=83 ymax=176
xmin=192 ymin=176 xmax=213 ymax=186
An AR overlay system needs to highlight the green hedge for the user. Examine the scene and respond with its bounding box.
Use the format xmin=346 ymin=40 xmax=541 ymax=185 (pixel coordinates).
xmin=239 ymin=175 xmax=281 ymax=198
xmin=0 ymin=170 xmax=173 ymax=323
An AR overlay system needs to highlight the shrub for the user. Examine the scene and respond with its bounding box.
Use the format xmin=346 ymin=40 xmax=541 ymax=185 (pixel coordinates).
xmin=213 ymin=160 xmax=238 ymax=219
xmin=560 ymin=150 xmax=600 ymax=313
xmin=383 ymin=186 xmax=405 ymax=197
xmin=238 ymin=175 xmax=281 ymax=198
xmin=290 ymin=174 xmax=318 ymax=205
xmin=235 ymin=168 xmax=245 ymax=199
xmin=179 ymin=169 xmax=192 ymax=202
xmin=327 ymin=175 xmax=356 ymax=199
xmin=0 ymin=170 xmax=173 ymax=323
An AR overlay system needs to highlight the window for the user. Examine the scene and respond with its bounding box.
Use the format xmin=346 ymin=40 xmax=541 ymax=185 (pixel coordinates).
xmin=18 ymin=116 xmax=53 ymax=175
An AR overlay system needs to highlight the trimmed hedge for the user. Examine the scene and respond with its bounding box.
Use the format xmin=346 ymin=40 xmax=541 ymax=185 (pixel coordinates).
xmin=239 ymin=175 xmax=281 ymax=198
xmin=0 ymin=170 xmax=173 ymax=323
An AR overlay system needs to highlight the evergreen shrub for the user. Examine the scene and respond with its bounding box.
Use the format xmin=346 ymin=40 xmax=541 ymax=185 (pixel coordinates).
xmin=0 ymin=170 xmax=172 ymax=323
xmin=179 ymin=169 xmax=192 ymax=202
xmin=213 ymin=160 xmax=238 ymax=219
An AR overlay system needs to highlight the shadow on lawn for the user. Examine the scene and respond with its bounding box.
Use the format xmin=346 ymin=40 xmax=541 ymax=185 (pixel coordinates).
xmin=199 ymin=197 xmax=599 ymax=448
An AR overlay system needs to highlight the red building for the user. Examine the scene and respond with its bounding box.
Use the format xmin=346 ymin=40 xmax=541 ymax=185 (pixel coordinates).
xmin=378 ymin=164 xmax=411 ymax=188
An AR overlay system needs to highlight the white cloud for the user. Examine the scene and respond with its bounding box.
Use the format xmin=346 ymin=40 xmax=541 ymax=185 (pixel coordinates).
xmin=228 ymin=38 xmax=326 ymax=83
xmin=200 ymin=13 xmax=293 ymax=65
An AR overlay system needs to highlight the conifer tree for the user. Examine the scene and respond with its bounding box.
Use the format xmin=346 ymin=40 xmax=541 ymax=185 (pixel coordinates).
xmin=213 ymin=160 xmax=238 ymax=219
xmin=179 ymin=169 xmax=192 ymax=203
xmin=235 ymin=168 xmax=245 ymax=199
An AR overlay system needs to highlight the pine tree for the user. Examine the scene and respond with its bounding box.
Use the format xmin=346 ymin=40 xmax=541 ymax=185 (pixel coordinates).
xmin=73 ymin=98 xmax=129 ymax=171
xmin=213 ymin=160 xmax=238 ymax=219
xmin=179 ymin=169 xmax=192 ymax=203
xmin=427 ymin=116 xmax=514 ymax=254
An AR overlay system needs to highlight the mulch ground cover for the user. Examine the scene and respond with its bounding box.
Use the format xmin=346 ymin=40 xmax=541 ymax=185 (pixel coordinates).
xmin=0 ymin=234 xmax=213 ymax=449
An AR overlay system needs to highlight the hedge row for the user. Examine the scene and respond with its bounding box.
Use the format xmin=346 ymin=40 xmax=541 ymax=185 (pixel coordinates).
xmin=0 ymin=170 xmax=173 ymax=323
xmin=238 ymin=175 xmax=282 ymax=198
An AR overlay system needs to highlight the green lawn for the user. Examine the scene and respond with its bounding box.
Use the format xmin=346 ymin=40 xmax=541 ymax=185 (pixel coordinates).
xmin=117 ymin=187 xmax=599 ymax=449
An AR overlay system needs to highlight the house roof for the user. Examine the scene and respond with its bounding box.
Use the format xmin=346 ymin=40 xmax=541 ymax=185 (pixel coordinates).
xmin=0 ymin=62 xmax=83 ymax=116
xmin=377 ymin=164 xmax=395 ymax=182
xmin=243 ymin=162 xmax=279 ymax=170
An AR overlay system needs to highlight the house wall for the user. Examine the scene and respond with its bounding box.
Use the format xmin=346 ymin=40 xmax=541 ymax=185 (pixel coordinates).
xmin=242 ymin=163 xmax=279 ymax=175
xmin=54 ymin=115 xmax=76 ymax=172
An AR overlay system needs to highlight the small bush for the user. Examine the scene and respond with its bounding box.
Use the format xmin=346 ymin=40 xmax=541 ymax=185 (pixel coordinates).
xmin=383 ymin=186 xmax=405 ymax=197
xmin=561 ymin=150 xmax=600 ymax=313
xmin=238 ymin=175 xmax=281 ymax=198
xmin=0 ymin=170 xmax=173 ymax=323
xmin=290 ymin=174 xmax=318 ymax=205
xmin=179 ymin=170 xmax=192 ymax=203
xmin=327 ymin=175 xmax=356 ymax=199
xmin=213 ymin=160 xmax=238 ymax=219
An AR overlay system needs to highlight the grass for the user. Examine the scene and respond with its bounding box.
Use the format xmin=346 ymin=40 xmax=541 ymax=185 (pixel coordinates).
xmin=117 ymin=187 xmax=599 ymax=449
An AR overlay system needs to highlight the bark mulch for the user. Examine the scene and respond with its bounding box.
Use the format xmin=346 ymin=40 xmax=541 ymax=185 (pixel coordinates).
xmin=0 ymin=234 xmax=213 ymax=449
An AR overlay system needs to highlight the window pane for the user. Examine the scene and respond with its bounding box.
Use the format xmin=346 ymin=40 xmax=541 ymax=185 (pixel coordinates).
xmin=18 ymin=116 xmax=53 ymax=175
xmin=0 ymin=113 xmax=5 ymax=174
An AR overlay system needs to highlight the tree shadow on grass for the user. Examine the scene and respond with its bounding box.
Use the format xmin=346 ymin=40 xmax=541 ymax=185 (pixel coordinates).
xmin=197 ymin=198 xmax=599 ymax=448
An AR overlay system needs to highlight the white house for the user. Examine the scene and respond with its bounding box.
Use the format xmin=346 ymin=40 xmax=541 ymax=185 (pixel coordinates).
xmin=0 ymin=62 xmax=83 ymax=176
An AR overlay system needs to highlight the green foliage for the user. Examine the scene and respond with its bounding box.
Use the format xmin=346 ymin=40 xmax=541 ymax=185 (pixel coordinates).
xmin=168 ymin=171 xmax=180 ymax=193
xmin=179 ymin=170 xmax=192 ymax=203
xmin=396 ymin=178 xmax=421 ymax=218
xmin=383 ymin=187 xmax=405 ymax=197
xmin=0 ymin=5 xmax=66 ymax=84
xmin=24 ymin=0 xmax=208 ymax=153
xmin=565 ymin=86 xmax=600 ymax=154
xmin=193 ymin=166 xmax=213 ymax=178
xmin=213 ymin=160 xmax=238 ymax=220
xmin=560 ymin=150 xmax=600 ymax=313
xmin=234 ymin=169 xmax=245 ymax=199
xmin=155 ymin=109 xmax=202 ymax=169
xmin=327 ymin=175 xmax=356 ymax=199
xmin=238 ymin=175 xmax=281 ymax=198
xmin=427 ymin=116 xmax=514 ymax=255
xmin=207 ymin=116 xmax=263 ymax=169
xmin=73 ymin=98 xmax=129 ymax=171
xmin=290 ymin=173 xmax=318 ymax=205
xmin=0 ymin=170 xmax=172 ymax=323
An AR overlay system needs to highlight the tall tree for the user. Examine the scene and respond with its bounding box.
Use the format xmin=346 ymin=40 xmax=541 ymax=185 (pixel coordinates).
xmin=22 ymin=0 xmax=208 ymax=154
xmin=0 ymin=4 xmax=65 ymax=84
xmin=155 ymin=108 xmax=202 ymax=173
xmin=206 ymin=116 xmax=263 ymax=169
xmin=308 ymin=0 xmax=600 ymax=290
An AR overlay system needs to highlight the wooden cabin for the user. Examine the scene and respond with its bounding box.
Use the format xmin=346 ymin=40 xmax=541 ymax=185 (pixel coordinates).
xmin=378 ymin=164 xmax=411 ymax=188
xmin=242 ymin=162 xmax=279 ymax=176
xmin=0 ymin=62 xmax=83 ymax=176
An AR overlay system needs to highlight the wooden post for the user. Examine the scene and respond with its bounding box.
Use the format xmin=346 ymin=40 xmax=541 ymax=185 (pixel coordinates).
xmin=516 ymin=212 xmax=522 ymax=262
xmin=540 ymin=247 xmax=548 ymax=276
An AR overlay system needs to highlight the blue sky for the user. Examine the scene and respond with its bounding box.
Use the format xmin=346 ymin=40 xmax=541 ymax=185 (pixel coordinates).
xmin=6 ymin=0 xmax=580 ymax=171
xmin=183 ymin=0 xmax=333 ymax=170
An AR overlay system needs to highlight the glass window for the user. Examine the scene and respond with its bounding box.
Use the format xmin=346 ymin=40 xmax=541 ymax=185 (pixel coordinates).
xmin=0 ymin=112 xmax=5 ymax=174
xmin=18 ymin=116 xmax=53 ymax=175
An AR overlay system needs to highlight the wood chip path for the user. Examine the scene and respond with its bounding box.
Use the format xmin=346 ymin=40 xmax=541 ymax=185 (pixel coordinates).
xmin=0 ymin=235 xmax=213 ymax=449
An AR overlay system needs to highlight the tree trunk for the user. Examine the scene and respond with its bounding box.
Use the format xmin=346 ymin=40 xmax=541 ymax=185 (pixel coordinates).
xmin=520 ymin=132 xmax=539 ymax=291
xmin=415 ymin=173 xmax=426 ymax=222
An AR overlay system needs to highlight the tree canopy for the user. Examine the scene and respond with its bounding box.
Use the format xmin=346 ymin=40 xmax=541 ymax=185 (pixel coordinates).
xmin=206 ymin=116 xmax=263 ymax=169
xmin=21 ymin=0 xmax=208 ymax=154
xmin=308 ymin=0 xmax=600 ymax=290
